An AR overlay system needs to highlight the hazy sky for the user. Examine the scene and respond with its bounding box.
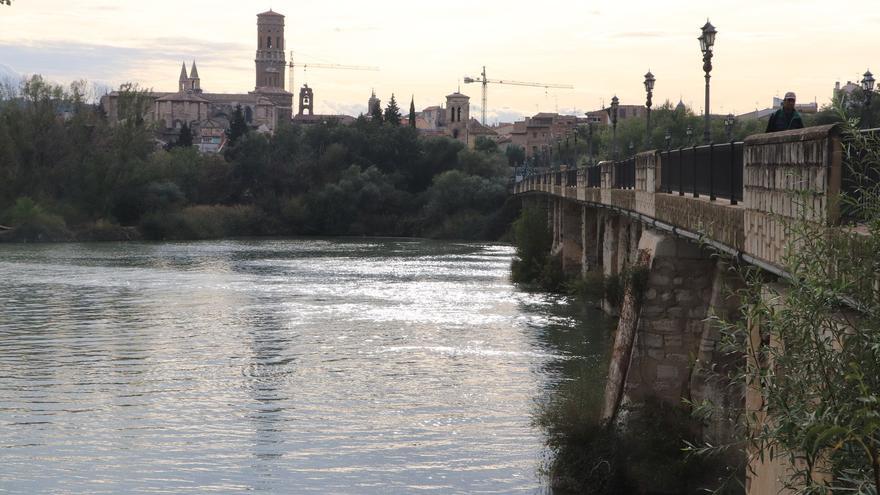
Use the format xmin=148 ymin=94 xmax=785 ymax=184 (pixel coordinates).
xmin=1 ymin=0 xmax=878 ymax=123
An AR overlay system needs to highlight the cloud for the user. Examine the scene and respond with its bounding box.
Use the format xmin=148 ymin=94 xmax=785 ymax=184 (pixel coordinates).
xmin=0 ymin=38 xmax=251 ymax=83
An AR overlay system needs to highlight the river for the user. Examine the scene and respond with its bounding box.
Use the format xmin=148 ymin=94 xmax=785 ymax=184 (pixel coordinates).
xmin=0 ymin=239 xmax=611 ymax=494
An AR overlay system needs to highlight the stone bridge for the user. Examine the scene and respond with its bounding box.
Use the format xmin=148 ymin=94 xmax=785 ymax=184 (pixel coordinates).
xmin=515 ymin=124 xmax=846 ymax=494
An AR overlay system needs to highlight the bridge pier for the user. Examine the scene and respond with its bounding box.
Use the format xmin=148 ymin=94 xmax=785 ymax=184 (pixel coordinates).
xmin=560 ymin=201 xmax=582 ymax=274
xmin=581 ymin=206 xmax=599 ymax=275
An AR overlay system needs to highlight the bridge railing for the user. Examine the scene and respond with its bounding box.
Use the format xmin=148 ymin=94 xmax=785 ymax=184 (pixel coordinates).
xmin=613 ymin=157 xmax=636 ymax=189
xmin=659 ymin=142 xmax=743 ymax=204
xmin=566 ymin=169 xmax=578 ymax=187
xmin=586 ymin=165 xmax=601 ymax=188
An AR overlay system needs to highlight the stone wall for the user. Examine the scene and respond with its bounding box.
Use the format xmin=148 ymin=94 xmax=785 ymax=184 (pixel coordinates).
xmin=743 ymin=124 xmax=842 ymax=267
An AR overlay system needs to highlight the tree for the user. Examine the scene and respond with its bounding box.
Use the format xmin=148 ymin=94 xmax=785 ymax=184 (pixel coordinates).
xmin=506 ymin=145 xmax=526 ymax=167
xmin=176 ymin=122 xmax=193 ymax=148
xmin=226 ymin=104 xmax=249 ymax=146
xmin=369 ymin=96 xmax=383 ymax=123
xmin=384 ymin=93 xmax=401 ymax=126
xmin=409 ymin=96 xmax=416 ymax=128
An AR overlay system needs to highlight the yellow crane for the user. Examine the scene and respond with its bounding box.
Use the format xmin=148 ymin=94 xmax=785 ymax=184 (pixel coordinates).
xmin=464 ymin=66 xmax=574 ymax=125
xmin=288 ymin=51 xmax=379 ymax=90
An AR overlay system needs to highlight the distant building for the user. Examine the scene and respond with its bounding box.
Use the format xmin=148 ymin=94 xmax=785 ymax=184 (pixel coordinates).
xmin=509 ymin=112 xmax=578 ymax=160
xmin=292 ymin=84 xmax=356 ymax=125
xmin=101 ymin=10 xmax=294 ymax=149
xmin=737 ymin=96 xmax=818 ymax=121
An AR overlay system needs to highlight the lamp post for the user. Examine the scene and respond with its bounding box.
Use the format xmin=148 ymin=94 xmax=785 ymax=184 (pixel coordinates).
xmin=698 ymin=19 xmax=716 ymax=144
xmin=724 ymin=113 xmax=735 ymax=142
xmin=686 ymin=125 xmax=694 ymax=146
xmin=611 ymin=95 xmax=619 ymax=160
xmin=862 ymin=69 xmax=875 ymax=129
xmin=586 ymin=120 xmax=594 ymax=165
xmin=644 ymin=70 xmax=655 ymax=148
xmin=665 ymin=130 xmax=671 ymax=151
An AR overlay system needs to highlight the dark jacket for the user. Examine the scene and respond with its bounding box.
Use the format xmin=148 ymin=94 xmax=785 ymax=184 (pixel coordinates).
xmin=766 ymin=108 xmax=804 ymax=132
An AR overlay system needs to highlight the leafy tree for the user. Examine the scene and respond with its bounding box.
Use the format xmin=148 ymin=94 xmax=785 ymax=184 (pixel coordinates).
xmin=409 ymin=96 xmax=416 ymax=128
xmin=506 ymin=145 xmax=525 ymax=167
xmin=474 ymin=136 xmax=498 ymax=154
xmin=384 ymin=93 xmax=401 ymax=126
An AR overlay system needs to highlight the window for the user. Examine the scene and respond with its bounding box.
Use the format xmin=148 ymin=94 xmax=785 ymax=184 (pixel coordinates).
xmin=457 ymin=107 xmax=462 ymax=122
xmin=267 ymin=36 xmax=272 ymax=49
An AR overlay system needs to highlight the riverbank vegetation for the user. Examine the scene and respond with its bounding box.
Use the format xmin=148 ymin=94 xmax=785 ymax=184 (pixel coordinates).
xmin=0 ymin=76 xmax=517 ymax=242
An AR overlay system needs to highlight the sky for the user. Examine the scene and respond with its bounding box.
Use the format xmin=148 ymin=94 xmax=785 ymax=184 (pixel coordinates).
xmin=1 ymin=0 xmax=878 ymax=124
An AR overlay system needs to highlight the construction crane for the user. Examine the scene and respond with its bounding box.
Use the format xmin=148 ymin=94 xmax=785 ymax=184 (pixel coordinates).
xmin=464 ymin=66 xmax=574 ymax=125
xmin=288 ymin=52 xmax=378 ymax=90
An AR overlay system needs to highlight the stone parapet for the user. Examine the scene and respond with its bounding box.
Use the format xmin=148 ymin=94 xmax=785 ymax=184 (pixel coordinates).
xmin=743 ymin=124 xmax=841 ymax=267
xmin=635 ymin=150 xmax=660 ymax=192
xmin=655 ymin=195 xmax=746 ymax=251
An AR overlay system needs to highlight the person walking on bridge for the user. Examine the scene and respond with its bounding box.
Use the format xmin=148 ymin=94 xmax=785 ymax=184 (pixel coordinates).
xmin=766 ymin=91 xmax=804 ymax=132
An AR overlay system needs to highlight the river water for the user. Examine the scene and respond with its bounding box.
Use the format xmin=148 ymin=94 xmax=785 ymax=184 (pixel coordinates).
xmin=0 ymin=239 xmax=611 ymax=494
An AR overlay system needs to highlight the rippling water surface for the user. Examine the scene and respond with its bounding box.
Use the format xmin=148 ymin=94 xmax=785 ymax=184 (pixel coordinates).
xmin=0 ymin=239 xmax=610 ymax=494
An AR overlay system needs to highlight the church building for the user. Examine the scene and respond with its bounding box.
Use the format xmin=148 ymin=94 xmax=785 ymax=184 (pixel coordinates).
xmin=101 ymin=10 xmax=294 ymax=152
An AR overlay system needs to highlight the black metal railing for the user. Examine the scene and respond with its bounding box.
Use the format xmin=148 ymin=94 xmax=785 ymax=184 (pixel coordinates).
xmin=554 ymin=172 xmax=562 ymax=186
xmin=659 ymin=142 xmax=743 ymax=204
xmin=586 ymin=165 xmax=601 ymax=188
xmin=613 ymin=157 xmax=636 ymax=189
xmin=566 ymin=169 xmax=578 ymax=187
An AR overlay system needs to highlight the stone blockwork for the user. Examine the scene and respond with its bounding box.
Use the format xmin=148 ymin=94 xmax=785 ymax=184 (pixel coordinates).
xmin=743 ymin=124 xmax=842 ymax=267
xmin=655 ymin=194 xmax=745 ymax=251
xmin=625 ymin=232 xmax=717 ymax=405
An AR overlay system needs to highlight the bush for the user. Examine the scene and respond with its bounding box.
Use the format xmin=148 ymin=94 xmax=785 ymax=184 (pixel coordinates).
xmin=140 ymin=204 xmax=261 ymax=240
xmin=0 ymin=197 xmax=71 ymax=242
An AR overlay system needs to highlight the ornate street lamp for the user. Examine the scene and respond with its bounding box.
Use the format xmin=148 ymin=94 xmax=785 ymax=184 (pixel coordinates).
xmin=698 ymin=19 xmax=716 ymax=143
xmin=585 ymin=119 xmax=595 ymax=165
xmin=724 ymin=113 xmax=735 ymax=142
xmin=665 ymin=130 xmax=671 ymax=151
xmin=862 ymin=69 xmax=875 ymax=128
xmin=610 ymin=95 xmax=620 ymax=160
xmin=686 ymin=125 xmax=694 ymax=146
xmin=644 ymin=70 xmax=655 ymax=147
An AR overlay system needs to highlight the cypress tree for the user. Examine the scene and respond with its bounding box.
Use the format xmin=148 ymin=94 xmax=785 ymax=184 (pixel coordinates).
xmin=370 ymin=98 xmax=383 ymax=123
xmin=409 ymin=96 xmax=416 ymax=128
xmin=226 ymin=104 xmax=249 ymax=145
xmin=176 ymin=122 xmax=193 ymax=148
xmin=384 ymin=93 xmax=401 ymax=126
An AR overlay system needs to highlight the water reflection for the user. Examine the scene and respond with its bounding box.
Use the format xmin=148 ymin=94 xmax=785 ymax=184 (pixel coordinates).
xmin=0 ymin=239 xmax=610 ymax=493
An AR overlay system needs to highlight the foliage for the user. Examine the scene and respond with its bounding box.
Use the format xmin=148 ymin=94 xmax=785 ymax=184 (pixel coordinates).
xmin=175 ymin=122 xmax=193 ymax=148
xmin=696 ymin=100 xmax=880 ymax=493
xmin=1 ymin=197 xmax=70 ymax=241
xmin=408 ymin=96 xmax=416 ymax=128
xmin=384 ymin=93 xmax=401 ymax=126
xmin=536 ymin=371 xmax=717 ymax=494
xmin=0 ymin=74 xmax=515 ymax=243
xmin=510 ymin=206 xmax=552 ymax=285
xmin=225 ymin=104 xmax=248 ymax=147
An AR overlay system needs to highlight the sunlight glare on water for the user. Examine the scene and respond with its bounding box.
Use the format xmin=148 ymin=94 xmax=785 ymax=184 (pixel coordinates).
xmin=0 ymin=239 xmax=609 ymax=494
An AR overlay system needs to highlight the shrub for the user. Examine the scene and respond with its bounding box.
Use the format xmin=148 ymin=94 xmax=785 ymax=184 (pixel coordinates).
xmin=0 ymin=197 xmax=71 ymax=242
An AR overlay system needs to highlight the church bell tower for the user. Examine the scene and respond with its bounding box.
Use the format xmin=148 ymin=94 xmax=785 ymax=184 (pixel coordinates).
xmin=255 ymin=9 xmax=286 ymax=91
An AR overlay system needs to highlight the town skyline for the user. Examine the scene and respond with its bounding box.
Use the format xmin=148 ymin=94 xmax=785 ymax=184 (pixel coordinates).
xmin=2 ymin=0 xmax=878 ymax=122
